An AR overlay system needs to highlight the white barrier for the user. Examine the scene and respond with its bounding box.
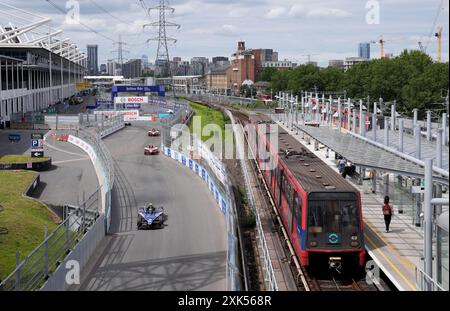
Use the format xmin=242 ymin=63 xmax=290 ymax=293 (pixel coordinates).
xmin=67 ymin=135 xmax=108 ymax=215
xmin=162 ymin=145 xmax=229 ymax=214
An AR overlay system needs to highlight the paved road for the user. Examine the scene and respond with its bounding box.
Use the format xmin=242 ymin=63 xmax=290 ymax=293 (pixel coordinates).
xmin=38 ymin=137 xmax=99 ymax=211
xmin=79 ymin=121 xmax=227 ymax=291
xmin=0 ymin=129 xmax=99 ymax=217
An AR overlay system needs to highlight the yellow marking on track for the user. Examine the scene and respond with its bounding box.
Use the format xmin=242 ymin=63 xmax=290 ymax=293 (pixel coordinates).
xmin=365 ymin=224 xmax=418 ymax=291
xmin=365 ymin=220 xmax=416 ymax=269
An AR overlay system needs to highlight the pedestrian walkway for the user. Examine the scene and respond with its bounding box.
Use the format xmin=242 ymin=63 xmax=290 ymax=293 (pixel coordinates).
xmin=272 ymin=117 xmax=443 ymax=291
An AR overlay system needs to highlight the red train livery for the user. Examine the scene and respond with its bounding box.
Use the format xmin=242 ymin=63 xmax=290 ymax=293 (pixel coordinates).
xmin=251 ymin=115 xmax=365 ymax=268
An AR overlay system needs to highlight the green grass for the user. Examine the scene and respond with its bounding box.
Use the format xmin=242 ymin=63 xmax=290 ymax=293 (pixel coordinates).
xmin=0 ymin=155 xmax=50 ymax=164
xmin=0 ymin=171 xmax=58 ymax=281
xmin=188 ymin=101 xmax=232 ymax=143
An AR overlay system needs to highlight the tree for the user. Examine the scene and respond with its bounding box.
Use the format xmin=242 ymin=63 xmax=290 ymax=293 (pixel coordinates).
xmin=401 ymin=62 xmax=449 ymax=115
xmin=261 ymin=67 xmax=277 ymax=82
xmin=319 ymin=67 xmax=345 ymax=91
xmin=239 ymin=84 xmax=257 ymax=98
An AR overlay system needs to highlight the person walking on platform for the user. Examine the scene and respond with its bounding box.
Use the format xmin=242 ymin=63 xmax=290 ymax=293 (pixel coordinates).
xmin=383 ymin=196 xmax=394 ymax=233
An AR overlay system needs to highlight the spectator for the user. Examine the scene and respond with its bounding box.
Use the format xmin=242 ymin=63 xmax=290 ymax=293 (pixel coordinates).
xmin=382 ymin=196 xmax=394 ymax=233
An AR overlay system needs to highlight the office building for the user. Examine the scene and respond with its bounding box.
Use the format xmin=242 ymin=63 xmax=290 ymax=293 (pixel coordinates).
xmin=87 ymin=44 xmax=99 ymax=75
xmin=122 ymin=59 xmax=142 ymax=79
xmin=359 ymin=42 xmax=371 ymax=60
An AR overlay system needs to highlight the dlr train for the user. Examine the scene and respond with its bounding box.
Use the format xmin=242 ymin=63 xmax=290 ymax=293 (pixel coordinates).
xmin=251 ymin=115 xmax=365 ymax=269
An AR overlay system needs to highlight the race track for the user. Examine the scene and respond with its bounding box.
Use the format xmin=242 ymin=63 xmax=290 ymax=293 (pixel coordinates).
xmin=79 ymin=121 xmax=227 ymax=291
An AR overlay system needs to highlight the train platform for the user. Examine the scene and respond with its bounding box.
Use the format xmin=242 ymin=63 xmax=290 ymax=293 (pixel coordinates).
xmin=272 ymin=117 xmax=429 ymax=291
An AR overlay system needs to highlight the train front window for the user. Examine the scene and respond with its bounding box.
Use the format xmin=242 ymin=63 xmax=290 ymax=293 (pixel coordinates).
xmin=307 ymin=193 xmax=360 ymax=247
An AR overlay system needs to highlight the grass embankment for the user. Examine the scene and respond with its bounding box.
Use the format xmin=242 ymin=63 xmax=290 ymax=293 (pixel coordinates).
xmin=0 ymin=171 xmax=58 ymax=280
xmin=188 ymin=101 xmax=232 ymax=143
xmin=0 ymin=155 xmax=50 ymax=164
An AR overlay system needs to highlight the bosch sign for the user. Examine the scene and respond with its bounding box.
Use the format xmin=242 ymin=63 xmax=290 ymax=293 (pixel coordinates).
xmin=114 ymin=97 xmax=149 ymax=104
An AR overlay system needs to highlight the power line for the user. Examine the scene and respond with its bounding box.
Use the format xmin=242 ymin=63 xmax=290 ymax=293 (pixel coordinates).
xmin=44 ymin=0 xmax=116 ymax=42
xmin=423 ymin=0 xmax=445 ymax=52
xmin=88 ymin=0 xmax=135 ymax=26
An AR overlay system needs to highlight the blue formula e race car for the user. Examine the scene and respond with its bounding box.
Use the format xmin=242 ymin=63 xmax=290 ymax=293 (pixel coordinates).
xmin=137 ymin=204 xmax=168 ymax=230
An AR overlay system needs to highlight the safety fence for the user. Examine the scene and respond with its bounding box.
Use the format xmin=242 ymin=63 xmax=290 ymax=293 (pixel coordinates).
xmin=160 ymin=101 xmax=241 ymax=291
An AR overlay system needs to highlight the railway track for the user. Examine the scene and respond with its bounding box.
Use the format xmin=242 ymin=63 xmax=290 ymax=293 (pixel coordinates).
xmin=228 ymin=108 xmax=380 ymax=292
xmin=192 ymin=99 xmax=378 ymax=292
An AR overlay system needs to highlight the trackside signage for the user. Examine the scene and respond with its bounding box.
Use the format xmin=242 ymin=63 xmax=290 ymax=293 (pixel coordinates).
xmin=114 ymin=97 xmax=149 ymax=104
xmin=94 ymin=110 xmax=140 ymax=122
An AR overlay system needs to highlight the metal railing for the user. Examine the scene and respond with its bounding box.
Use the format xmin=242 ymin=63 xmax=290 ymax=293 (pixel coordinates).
xmin=0 ymin=189 xmax=101 ymax=291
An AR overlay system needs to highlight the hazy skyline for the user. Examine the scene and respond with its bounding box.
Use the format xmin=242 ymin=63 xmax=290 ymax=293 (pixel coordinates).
xmin=4 ymin=0 xmax=449 ymax=67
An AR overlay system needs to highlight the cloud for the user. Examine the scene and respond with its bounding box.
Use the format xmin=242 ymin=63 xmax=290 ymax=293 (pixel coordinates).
xmin=289 ymin=5 xmax=307 ymax=17
xmin=214 ymin=24 xmax=245 ymax=37
xmin=265 ymin=7 xmax=287 ymax=19
xmin=228 ymin=7 xmax=250 ymax=18
xmin=288 ymin=5 xmax=352 ymax=18
xmin=306 ymin=8 xmax=352 ymax=18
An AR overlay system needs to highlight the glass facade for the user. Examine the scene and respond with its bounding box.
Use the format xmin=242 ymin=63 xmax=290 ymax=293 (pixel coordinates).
xmin=359 ymin=42 xmax=371 ymax=60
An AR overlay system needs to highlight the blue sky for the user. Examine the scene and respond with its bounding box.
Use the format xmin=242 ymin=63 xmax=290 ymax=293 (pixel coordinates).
xmin=3 ymin=0 xmax=449 ymax=66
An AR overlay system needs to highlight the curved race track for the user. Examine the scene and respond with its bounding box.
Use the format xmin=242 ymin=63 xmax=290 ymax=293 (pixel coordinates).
xmin=79 ymin=121 xmax=227 ymax=291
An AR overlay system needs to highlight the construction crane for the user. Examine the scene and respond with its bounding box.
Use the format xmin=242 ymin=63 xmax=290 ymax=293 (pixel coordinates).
xmin=370 ymin=36 xmax=406 ymax=58
xmin=435 ymin=26 xmax=443 ymax=63
xmin=370 ymin=37 xmax=386 ymax=58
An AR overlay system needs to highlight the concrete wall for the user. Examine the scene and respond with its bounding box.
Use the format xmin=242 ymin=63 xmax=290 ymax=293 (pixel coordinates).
xmin=40 ymin=215 xmax=105 ymax=291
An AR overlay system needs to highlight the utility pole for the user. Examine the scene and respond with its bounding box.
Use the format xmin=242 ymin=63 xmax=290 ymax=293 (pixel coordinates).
xmin=143 ymin=0 xmax=180 ymax=97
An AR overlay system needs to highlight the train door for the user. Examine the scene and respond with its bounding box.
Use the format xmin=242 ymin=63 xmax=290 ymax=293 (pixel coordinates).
xmin=287 ymin=185 xmax=294 ymax=234
xmin=276 ymin=168 xmax=282 ymax=208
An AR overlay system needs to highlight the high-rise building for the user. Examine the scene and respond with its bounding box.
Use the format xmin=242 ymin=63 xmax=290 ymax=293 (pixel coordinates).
xmin=190 ymin=57 xmax=209 ymax=76
xmin=358 ymin=42 xmax=371 ymax=59
xmin=87 ymin=44 xmax=98 ymax=75
xmin=122 ymin=59 xmax=142 ymax=78
xmin=141 ymin=54 xmax=149 ymax=69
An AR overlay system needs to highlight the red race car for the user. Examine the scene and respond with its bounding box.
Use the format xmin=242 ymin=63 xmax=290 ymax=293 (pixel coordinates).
xmin=144 ymin=145 xmax=160 ymax=155
xmin=148 ymin=128 xmax=161 ymax=137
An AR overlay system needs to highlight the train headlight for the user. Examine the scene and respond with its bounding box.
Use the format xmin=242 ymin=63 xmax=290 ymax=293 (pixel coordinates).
xmin=309 ymin=241 xmax=318 ymax=247
xmin=351 ymin=235 xmax=358 ymax=241
xmin=351 ymin=241 xmax=360 ymax=248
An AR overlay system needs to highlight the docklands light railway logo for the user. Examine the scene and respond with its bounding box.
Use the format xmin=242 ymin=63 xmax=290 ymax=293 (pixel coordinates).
xmin=170 ymin=116 xmax=279 ymax=171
